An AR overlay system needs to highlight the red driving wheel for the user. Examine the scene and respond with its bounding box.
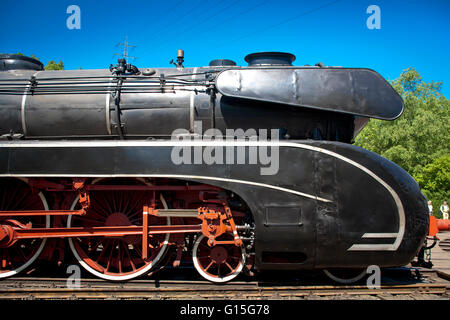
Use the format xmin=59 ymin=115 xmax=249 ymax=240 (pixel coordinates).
xmin=0 ymin=178 xmax=49 ymax=278
xmin=67 ymin=178 xmax=170 ymax=281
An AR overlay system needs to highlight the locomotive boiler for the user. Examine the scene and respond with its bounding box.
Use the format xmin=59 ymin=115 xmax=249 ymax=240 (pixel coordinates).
xmin=0 ymin=52 xmax=428 ymax=282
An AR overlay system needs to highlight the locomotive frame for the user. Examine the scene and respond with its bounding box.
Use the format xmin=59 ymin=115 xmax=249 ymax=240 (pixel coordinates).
xmin=0 ymin=52 xmax=429 ymax=283
xmin=0 ymin=139 xmax=428 ymax=282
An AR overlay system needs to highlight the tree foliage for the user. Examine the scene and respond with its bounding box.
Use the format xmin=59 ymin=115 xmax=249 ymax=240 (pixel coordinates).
xmin=44 ymin=60 xmax=64 ymax=70
xmin=355 ymin=68 xmax=450 ymax=216
xmin=415 ymin=155 xmax=450 ymax=210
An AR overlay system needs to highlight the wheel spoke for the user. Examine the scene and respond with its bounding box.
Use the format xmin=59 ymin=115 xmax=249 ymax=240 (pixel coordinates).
xmin=74 ymin=216 xmax=104 ymax=226
xmin=117 ymin=191 xmax=124 ymax=213
xmin=87 ymin=208 xmax=108 ymax=221
xmin=204 ymin=261 xmax=214 ymax=271
xmin=123 ymin=243 xmax=136 ymax=271
xmin=95 ymin=240 xmax=110 ymax=263
xmin=224 ymin=261 xmax=234 ymax=272
xmin=90 ymin=201 xmax=110 ymax=218
xmin=217 ymin=264 xmax=222 ymax=277
xmin=123 ymin=194 xmax=133 ymax=216
xmin=88 ymin=239 xmax=102 ymax=253
xmin=105 ymin=240 xmax=116 ymax=272
xmin=17 ymin=246 xmax=28 ymax=261
xmin=9 ymin=188 xmax=25 ymax=210
xmin=118 ymin=241 xmax=123 ymax=274
xmin=127 ymin=210 xmax=144 ymax=221
xmin=95 ymin=193 xmax=114 ymax=215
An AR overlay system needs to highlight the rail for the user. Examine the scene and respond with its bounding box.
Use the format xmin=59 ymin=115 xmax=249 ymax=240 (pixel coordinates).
xmin=0 ymin=269 xmax=448 ymax=300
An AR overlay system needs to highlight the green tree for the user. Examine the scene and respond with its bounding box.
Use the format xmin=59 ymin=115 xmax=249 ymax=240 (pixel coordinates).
xmin=44 ymin=60 xmax=64 ymax=70
xmin=355 ymin=68 xmax=450 ymax=214
xmin=415 ymin=155 xmax=450 ymax=217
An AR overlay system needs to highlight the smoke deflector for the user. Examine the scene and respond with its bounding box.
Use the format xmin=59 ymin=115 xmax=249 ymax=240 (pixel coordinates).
xmin=215 ymin=67 xmax=404 ymax=120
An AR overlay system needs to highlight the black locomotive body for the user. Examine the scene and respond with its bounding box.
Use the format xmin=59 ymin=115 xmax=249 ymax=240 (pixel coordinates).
xmin=0 ymin=52 xmax=428 ymax=282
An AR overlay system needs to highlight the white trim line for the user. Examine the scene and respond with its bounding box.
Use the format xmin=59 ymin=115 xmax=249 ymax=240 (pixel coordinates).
xmin=0 ymin=173 xmax=332 ymax=203
xmin=20 ymin=71 xmax=42 ymax=135
xmin=362 ymin=233 xmax=398 ymax=238
xmin=190 ymin=67 xmax=197 ymax=133
xmin=105 ymin=78 xmax=112 ymax=135
xmin=347 ymin=244 xmax=398 ymax=251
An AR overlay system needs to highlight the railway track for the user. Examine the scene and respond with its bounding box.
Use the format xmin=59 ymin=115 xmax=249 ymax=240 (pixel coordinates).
xmin=0 ymin=269 xmax=448 ymax=300
xmin=439 ymin=238 xmax=450 ymax=251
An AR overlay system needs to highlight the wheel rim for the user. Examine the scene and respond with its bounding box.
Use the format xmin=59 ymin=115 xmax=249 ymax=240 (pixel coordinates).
xmin=323 ymin=269 xmax=367 ymax=284
xmin=67 ymin=178 xmax=170 ymax=281
xmin=193 ymin=234 xmax=245 ymax=283
xmin=0 ymin=178 xmax=50 ymax=278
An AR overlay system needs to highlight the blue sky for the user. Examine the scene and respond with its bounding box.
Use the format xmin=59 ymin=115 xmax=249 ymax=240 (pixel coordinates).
xmin=1 ymin=0 xmax=449 ymax=96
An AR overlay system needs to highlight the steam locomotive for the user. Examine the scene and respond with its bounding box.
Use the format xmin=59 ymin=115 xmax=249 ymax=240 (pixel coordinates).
xmin=0 ymin=52 xmax=428 ymax=283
